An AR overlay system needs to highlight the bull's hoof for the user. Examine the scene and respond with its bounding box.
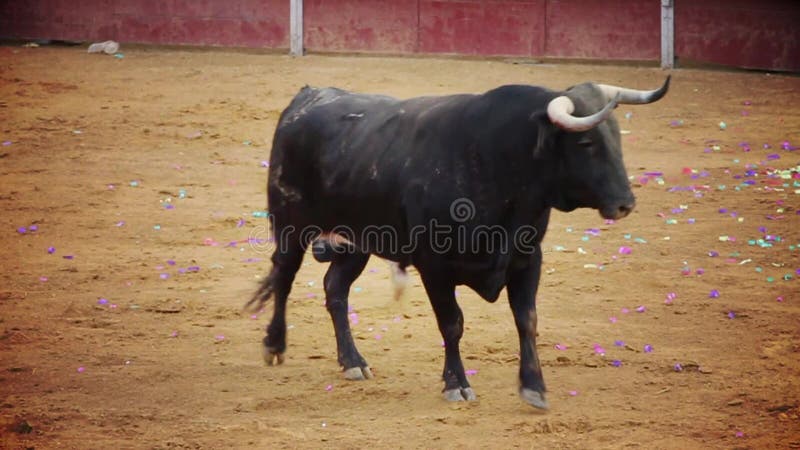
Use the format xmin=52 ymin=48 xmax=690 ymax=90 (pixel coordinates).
xmin=343 ymin=366 xmax=373 ymax=380
xmin=520 ymin=388 xmax=549 ymax=410
xmin=443 ymin=387 xmax=477 ymax=402
xmin=263 ymin=346 xmax=285 ymax=366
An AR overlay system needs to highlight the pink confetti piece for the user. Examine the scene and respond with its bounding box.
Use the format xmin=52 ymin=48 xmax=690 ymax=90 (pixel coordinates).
xmin=618 ymin=246 xmax=632 ymax=255
xmin=170 ymin=331 xmax=179 ymax=337
xmin=159 ymin=273 xmax=170 ymax=280
xmin=609 ymin=316 xmax=618 ymax=323
xmin=325 ymin=384 xmax=333 ymax=391
xmin=593 ymin=344 xmax=606 ymax=356
xmin=568 ymin=390 xmax=578 ymax=396
xmin=115 ymin=221 xmax=125 ymax=227
xmin=374 ymin=334 xmax=382 ymax=340
xmin=39 ymin=276 xmax=48 ymax=282
xmin=635 ymin=305 xmax=646 ymax=313
xmin=620 ymin=307 xmax=630 ymax=314
xmin=735 ymin=431 xmax=744 ymax=438
xmin=465 ymin=369 xmax=478 ymax=376
xmin=77 ymin=366 xmax=85 ymax=373
xmin=348 ymin=312 xmax=359 ymax=325
xmin=554 ymin=344 xmax=568 ymax=351
xmin=776 ymin=296 xmax=784 ymax=302
xmin=260 ymin=160 xmax=270 ymax=168
xmin=215 ymin=335 xmax=225 ymax=341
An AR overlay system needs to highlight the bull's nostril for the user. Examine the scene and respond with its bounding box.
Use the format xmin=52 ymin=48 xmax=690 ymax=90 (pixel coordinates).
xmin=618 ymin=204 xmax=635 ymax=217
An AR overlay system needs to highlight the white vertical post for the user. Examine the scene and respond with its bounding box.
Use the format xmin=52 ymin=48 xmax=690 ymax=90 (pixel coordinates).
xmin=661 ymin=0 xmax=674 ymax=69
xmin=290 ymin=0 xmax=304 ymax=56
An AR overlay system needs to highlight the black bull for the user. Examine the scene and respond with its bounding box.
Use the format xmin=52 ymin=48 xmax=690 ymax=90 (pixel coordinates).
xmin=246 ymin=77 xmax=670 ymax=409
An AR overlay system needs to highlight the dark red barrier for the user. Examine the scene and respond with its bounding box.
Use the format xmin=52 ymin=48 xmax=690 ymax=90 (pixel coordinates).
xmin=1 ymin=0 xmax=797 ymax=71
xmin=675 ymin=0 xmax=800 ymax=72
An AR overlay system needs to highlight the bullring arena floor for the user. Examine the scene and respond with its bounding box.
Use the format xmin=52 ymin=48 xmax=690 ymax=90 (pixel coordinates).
xmin=1 ymin=45 xmax=799 ymax=449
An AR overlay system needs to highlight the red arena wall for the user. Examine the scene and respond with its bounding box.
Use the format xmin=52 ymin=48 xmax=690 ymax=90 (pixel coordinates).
xmin=1 ymin=0 xmax=798 ymax=71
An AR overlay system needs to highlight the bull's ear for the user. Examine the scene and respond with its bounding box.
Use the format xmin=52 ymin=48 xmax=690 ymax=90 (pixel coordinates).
xmin=528 ymin=110 xmax=556 ymax=157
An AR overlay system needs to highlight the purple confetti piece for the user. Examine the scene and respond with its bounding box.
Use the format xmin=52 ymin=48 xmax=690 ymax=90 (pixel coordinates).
xmin=98 ymin=298 xmax=109 ymax=305
xmin=167 ymin=259 xmax=176 ymax=266
xmin=236 ymin=218 xmax=245 ymax=228
xmin=611 ymin=360 xmax=622 ymax=367
xmin=47 ymin=246 xmax=56 ymax=254
xmin=614 ymin=340 xmax=625 ymax=347
xmin=2 ymin=140 xmax=11 ymax=146
xmin=465 ymin=369 xmax=478 ymax=376
xmin=708 ymin=250 xmax=719 ymax=257
xmin=187 ymin=266 xmax=200 ymax=272
xmin=644 ymin=344 xmax=653 ymax=353
xmin=674 ymin=363 xmax=683 ymax=372
xmin=727 ymin=311 xmax=736 ymax=319
xmin=695 ymin=268 xmax=705 ymax=275
xmin=63 ymin=255 xmax=74 ymax=260
xmin=709 ymin=289 xmax=720 ymax=298
xmin=115 ymin=221 xmax=125 ymax=227
xmin=17 ymin=226 xmax=27 ymax=234
xmin=260 ymin=160 xmax=270 ymax=168
xmin=164 ymin=204 xmax=175 ymax=210
xmin=28 ymin=224 xmax=38 ymax=232
xmin=159 ymin=273 xmax=170 ymax=280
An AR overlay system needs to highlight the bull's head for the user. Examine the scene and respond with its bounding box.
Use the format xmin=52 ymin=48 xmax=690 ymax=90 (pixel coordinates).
xmin=544 ymin=76 xmax=670 ymax=220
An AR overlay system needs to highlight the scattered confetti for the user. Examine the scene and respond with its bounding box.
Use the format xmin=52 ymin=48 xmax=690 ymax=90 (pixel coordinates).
xmin=709 ymin=289 xmax=720 ymax=298
xmin=644 ymin=344 xmax=653 ymax=353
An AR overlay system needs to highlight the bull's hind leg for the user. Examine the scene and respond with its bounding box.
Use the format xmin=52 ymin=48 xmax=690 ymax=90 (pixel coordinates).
xmin=248 ymin=239 xmax=307 ymax=366
xmin=323 ymin=250 xmax=372 ymax=380
xmin=421 ymin=274 xmax=476 ymax=402
xmin=506 ymin=249 xmax=548 ymax=410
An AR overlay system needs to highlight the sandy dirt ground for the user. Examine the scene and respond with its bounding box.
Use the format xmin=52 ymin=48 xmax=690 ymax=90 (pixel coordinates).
xmin=1 ymin=45 xmax=799 ymax=449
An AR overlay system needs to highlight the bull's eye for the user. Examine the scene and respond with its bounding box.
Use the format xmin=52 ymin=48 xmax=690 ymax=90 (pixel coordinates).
xmin=577 ymin=138 xmax=598 ymax=155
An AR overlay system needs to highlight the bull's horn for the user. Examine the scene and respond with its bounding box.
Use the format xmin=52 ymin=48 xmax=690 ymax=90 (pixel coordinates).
xmin=546 ymin=93 xmax=620 ymax=132
xmin=597 ymin=75 xmax=671 ymax=105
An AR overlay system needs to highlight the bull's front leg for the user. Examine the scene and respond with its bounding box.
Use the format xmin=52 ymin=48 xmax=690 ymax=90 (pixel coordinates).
xmin=507 ymin=249 xmax=548 ymax=410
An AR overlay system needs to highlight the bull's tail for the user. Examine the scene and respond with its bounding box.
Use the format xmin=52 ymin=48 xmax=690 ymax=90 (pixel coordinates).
xmin=389 ymin=262 xmax=409 ymax=302
xmin=244 ymin=269 xmax=277 ymax=312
